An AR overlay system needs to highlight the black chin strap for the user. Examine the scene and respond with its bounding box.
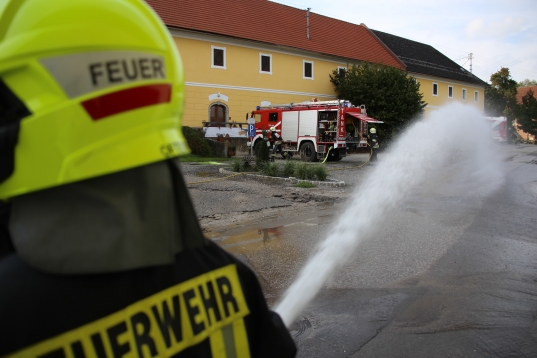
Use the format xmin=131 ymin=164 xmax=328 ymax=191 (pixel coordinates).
xmin=0 ymin=201 xmax=14 ymax=259
xmin=0 ymin=80 xmax=31 ymax=183
xmin=166 ymin=158 xmax=207 ymax=250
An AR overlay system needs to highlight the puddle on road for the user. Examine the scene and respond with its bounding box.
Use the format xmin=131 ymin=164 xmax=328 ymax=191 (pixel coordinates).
xmin=206 ymin=219 xmax=324 ymax=304
xmin=202 ymin=205 xmax=346 ymax=306
xmin=208 ymin=227 xmax=283 ymax=249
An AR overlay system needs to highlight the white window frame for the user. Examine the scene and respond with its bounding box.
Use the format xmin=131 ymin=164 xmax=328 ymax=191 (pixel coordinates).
xmin=211 ymin=45 xmax=226 ymax=69
xmin=474 ymin=91 xmax=479 ymax=102
xmin=462 ymin=88 xmax=467 ymax=100
xmin=432 ymin=82 xmax=438 ymax=96
xmin=303 ymin=60 xmax=314 ymax=80
xmin=337 ymin=66 xmax=347 ymax=77
xmin=259 ymin=53 xmax=272 ymax=74
xmin=448 ymin=86 xmax=453 ymax=98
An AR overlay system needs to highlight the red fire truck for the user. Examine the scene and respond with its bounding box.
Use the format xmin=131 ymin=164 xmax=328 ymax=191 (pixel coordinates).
xmin=248 ymin=100 xmax=383 ymax=161
xmin=484 ymin=116 xmax=507 ymax=142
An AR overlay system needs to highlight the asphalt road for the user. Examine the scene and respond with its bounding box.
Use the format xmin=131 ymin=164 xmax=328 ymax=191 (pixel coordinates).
xmin=183 ymin=143 xmax=537 ymax=357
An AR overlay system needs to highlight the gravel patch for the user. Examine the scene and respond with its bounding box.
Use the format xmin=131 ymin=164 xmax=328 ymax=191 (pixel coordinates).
xmin=179 ymin=154 xmax=375 ymax=231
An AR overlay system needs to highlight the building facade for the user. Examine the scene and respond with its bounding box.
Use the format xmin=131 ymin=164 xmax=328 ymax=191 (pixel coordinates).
xmin=147 ymin=0 xmax=404 ymax=129
xmin=371 ymin=29 xmax=488 ymax=116
xmin=147 ymin=0 xmax=487 ymax=129
xmin=171 ymin=30 xmax=364 ymax=128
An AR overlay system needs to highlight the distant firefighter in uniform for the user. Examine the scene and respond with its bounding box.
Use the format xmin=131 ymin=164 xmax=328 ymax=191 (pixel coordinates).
xmin=368 ymin=127 xmax=380 ymax=162
xmin=270 ymin=126 xmax=282 ymax=161
xmin=0 ymin=0 xmax=296 ymax=357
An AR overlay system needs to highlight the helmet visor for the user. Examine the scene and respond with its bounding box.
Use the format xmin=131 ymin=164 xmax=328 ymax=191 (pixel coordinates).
xmin=0 ymin=80 xmax=31 ymax=184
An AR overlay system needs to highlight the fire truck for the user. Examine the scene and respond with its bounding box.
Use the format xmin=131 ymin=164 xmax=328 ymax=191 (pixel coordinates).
xmin=248 ymin=100 xmax=383 ymax=161
xmin=484 ymin=116 xmax=507 ymax=142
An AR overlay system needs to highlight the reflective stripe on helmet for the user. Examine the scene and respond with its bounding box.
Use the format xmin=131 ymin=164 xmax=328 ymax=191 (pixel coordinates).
xmin=81 ymin=84 xmax=171 ymax=121
xmin=40 ymin=51 xmax=167 ymax=99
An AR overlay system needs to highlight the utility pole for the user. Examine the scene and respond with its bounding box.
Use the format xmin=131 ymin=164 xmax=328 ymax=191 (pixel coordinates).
xmin=468 ymin=53 xmax=473 ymax=73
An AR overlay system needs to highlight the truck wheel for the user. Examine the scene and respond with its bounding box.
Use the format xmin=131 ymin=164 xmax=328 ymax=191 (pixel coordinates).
xmin=253 ymin=140 xmax=262 ymax=156
xmin=300 ymin=142 xmax=317 ymax=162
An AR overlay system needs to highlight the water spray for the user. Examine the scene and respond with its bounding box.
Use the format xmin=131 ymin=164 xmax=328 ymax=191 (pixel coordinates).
xmin=275 ymin=104 xmax=504 ymax=327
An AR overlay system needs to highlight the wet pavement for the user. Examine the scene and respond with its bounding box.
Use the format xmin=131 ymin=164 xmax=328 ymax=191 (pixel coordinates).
xmin=182 ymin=144 xmax=537 ymax=357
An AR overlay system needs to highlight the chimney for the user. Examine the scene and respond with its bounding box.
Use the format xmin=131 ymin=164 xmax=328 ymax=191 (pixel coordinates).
xmin=305 ymin=8 xmax=311 ymax=39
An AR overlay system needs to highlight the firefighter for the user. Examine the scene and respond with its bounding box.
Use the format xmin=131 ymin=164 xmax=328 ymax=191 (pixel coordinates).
xmin=270 ymin=126 xmax=282 ymax=162
xmin=0 ymin=1 xmax=296 ymax=357
xmin=368 ymin=127 xmax=380 ymax=162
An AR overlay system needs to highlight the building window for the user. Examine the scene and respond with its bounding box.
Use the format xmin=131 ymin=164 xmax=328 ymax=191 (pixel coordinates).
xmin=432 ymin=83 xmax=438 ymax=96
xmin=268 ymin=113 xmax=278 ymax=122
xmin=211 ymin=46 xmax=226 ymax=69
xmin=303 ymin=60 xmax=314 ymax=79
xmin=260 ymin=53 xmax=272 ymax=74
xmin=474 ymin=91 xmax=479 ymax=102
xmin=209 ymin=103 xmax=227 ymax=126
xmin=338 ymin=66 xmax=346 ymax=78
xmin=448 ymin=86 xmax=453 ymax=98
xmin=462 ymin=88 xmax=467 ymax=100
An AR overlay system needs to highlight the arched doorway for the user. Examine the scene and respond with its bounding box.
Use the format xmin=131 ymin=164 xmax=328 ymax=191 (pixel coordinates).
xmin=209 ymin=103 xmax=227 ymax=127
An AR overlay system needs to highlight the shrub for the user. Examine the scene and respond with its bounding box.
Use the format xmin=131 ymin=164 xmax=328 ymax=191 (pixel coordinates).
xmin=305 ymin=165 xmax=316 ymax=180
xmin=256 ymin=139 xmax=270 ymax=167
xmin=261 ymin=162 xmax=280 ymax=177
xmin=282 ymin=160 xmax=296 ymax=177
xmin=296 ymin=163 xmax=308 ymax=180
xmin=231 ymin=158 xmax=243 ymax=172
xmin=182 ymin=126 xmax=213 ymax=157
xmin=294 ymin=181 xmax=316 ymax=188
xmin=255 ymin=160 xmax=267 ymax=173
xmin=314 ymin=164 xmax=328 ymax=181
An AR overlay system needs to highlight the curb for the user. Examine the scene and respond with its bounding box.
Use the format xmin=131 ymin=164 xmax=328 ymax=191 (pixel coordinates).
xmin=219 ymin=168 xmax=346 ymax=187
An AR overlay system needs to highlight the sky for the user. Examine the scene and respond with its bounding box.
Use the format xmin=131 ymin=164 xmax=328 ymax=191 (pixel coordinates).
xmin=271 ymin=0 xmax=537 ymax=85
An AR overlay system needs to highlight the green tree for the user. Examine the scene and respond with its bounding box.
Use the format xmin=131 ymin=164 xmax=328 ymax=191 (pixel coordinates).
xmin=485 ymin=67 xmax=518 ymax=117
xmin=517 ymin=79 xmax=537 ymax=87
xmin=516 ymin=89 xmax=537 ymax=136
xmin=484 ymin=68 xmax=519 ymax=141
xmin=330 ymin=63 xmax=426 ymax=144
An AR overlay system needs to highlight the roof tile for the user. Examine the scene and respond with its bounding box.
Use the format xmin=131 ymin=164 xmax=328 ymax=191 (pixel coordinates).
xmin=145 ymin=0 xmax=405 ymax=69
xmin=517 ymin=86 xmax=537 ymax=103
xmin=371 ymin=29 xmax=487 ymax=86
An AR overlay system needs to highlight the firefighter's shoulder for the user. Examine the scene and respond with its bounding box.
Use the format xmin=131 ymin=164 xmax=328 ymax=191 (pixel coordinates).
xmin=1 ymin=242 xmax=296 ymax=358
xmin=3 ymin=264 xmax=247 ymax=357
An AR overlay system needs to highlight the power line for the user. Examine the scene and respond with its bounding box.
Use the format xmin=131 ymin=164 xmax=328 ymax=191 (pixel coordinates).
xmin=448 ymin=52 xmax=535 ymax=80
xmin=433 ymin=43 xmax=536 ymax=79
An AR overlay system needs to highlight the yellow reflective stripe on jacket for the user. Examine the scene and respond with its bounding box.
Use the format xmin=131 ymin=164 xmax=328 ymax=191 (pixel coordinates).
xmin=209 ymin=319 xmax=250 ymax=358
xmin=6 ymin=264 xmax=250 ymax=358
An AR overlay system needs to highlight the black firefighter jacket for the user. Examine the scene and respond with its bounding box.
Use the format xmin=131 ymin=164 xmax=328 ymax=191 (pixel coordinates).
xmin=0 ymin=240 xmax=297 ymax=358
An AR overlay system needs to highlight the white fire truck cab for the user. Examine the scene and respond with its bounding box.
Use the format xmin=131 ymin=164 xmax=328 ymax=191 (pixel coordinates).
xmin=249 ymin=100 xmax=383 ymax=161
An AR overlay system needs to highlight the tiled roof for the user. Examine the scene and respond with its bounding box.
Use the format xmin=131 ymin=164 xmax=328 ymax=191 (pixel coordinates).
xmin=145 ymin=0 xmax=405 ymax=70
xmin=517 ymin=86 xmax=537 ymax=103
xmin=371 ymin=29 xmax=488 ymax=86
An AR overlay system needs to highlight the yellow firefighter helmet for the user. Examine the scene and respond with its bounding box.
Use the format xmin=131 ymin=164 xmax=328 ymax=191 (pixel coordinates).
xmin=0 ymin=0 xmax=189 ymax=200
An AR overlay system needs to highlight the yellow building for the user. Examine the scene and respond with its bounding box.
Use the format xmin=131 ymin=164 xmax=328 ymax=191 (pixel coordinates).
xmin=147 ymin=0 xmax=487 ymax=129
xmin=170 ymin=30 xmax=371 ymax=128
xmin=147 ymin=0 xmax=404 ymax=130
